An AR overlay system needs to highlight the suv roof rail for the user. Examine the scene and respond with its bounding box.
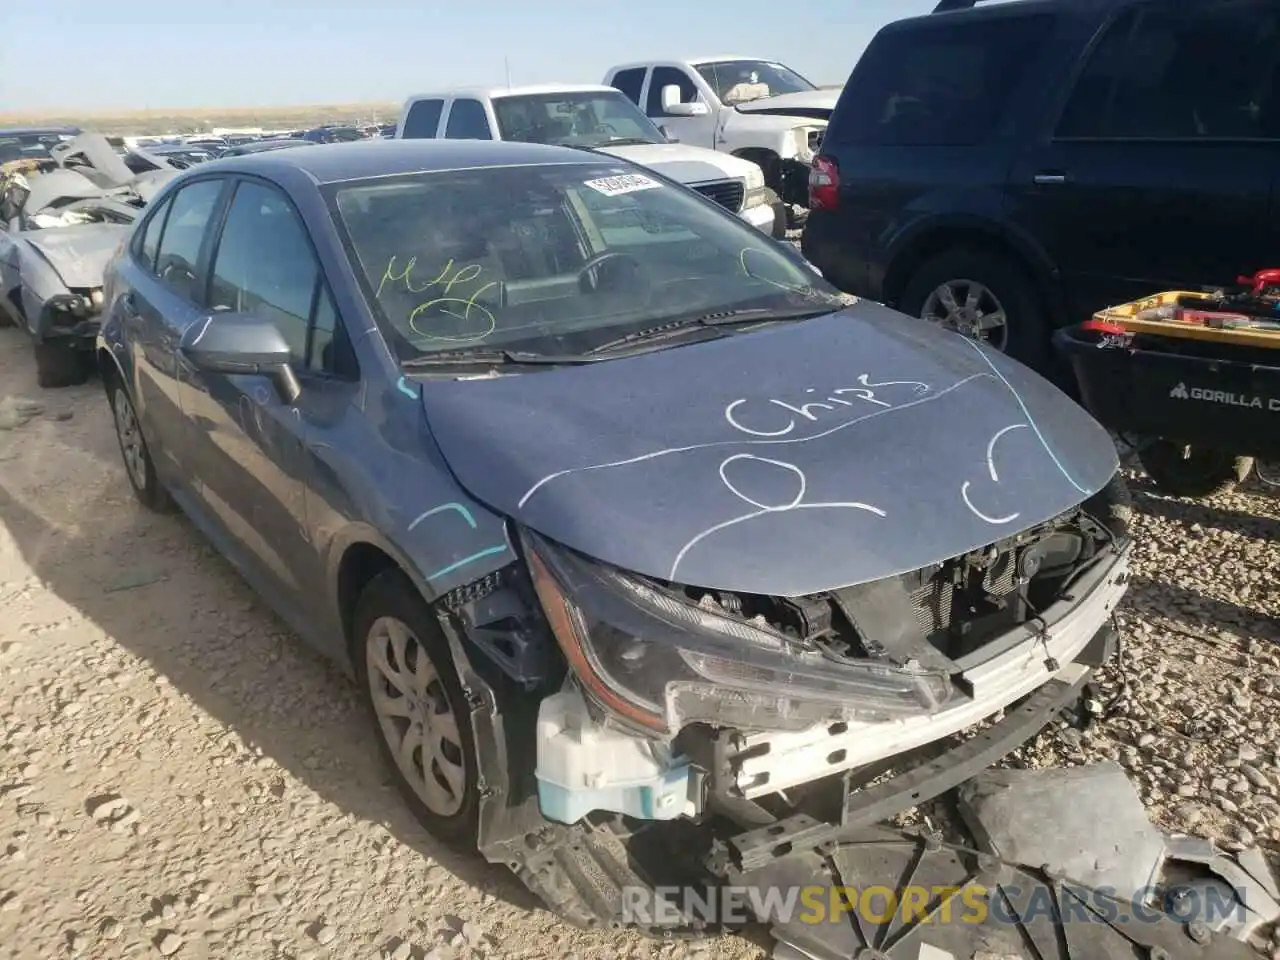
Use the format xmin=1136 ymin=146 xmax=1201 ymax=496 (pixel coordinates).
xmin=932 ymin=0 xmax=984 ymax=11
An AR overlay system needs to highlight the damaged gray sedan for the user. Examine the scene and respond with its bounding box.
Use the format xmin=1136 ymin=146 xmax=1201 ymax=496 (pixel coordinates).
xmin=95 ymin=141 xmax=1166 ymax=952
xmin=0 ymin=134 xmax=174 ymax=386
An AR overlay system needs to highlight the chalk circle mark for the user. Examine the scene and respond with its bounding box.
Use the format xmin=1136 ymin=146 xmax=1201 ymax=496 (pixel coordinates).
xmin=719 ymin=454 xmax=806 ymax=511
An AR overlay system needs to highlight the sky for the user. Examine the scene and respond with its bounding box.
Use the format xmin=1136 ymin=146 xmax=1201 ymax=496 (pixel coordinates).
xmin=1 ymin=0 xmax=936 ymax=113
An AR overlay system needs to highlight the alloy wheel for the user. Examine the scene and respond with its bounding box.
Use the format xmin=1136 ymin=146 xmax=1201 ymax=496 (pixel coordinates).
xmin=365 ymin=615 xmax=467 ymax=817
xmin=920 ymin=278 xmax=1009 ymax=351
xmin=112 ymin=388 xmax=148 ymax=491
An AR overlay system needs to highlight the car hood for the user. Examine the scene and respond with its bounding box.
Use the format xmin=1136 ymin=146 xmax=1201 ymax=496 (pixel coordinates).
xmin=22 ymin=223 xmax=128 ymax=288
xmin=733 ymin=89 xmax=841 ymax=116
xmin=595 ymin=142 xmax=752 ymax=185
xmin=419 ymin=302 xmax=1118 ymax=596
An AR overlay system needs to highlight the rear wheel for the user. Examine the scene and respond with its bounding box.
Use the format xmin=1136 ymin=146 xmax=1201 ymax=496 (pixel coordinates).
xmin=899 ymin=248 xmax=1048 ymax=369
xmin=1137 ymin=441 xmax=1253 ymax=498
xmin=354 ymin=570 xmax=480 ymax=847
xmin=34 ymin=339 xmax=92 ymax=389
xmin=109 ymin=382 xmax=175 ymax=513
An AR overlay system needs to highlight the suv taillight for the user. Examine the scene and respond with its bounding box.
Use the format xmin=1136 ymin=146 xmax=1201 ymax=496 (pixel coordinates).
xmin=809 ymin=155 xmax=840 ymax=210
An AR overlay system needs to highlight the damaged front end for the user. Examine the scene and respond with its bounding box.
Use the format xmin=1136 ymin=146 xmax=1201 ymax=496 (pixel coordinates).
xmin=520 ymin=495 xmax=1129 ymax=821
xmin=433 ymin=484 xmax=1154 ymax=947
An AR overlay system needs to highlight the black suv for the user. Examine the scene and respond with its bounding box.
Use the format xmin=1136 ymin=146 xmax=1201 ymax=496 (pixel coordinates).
xmin=801 ymin=0 xmax=1280 ymax=373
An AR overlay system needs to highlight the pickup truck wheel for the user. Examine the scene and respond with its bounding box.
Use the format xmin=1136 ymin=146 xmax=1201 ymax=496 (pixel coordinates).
xmin=900 ymin=249 xmax=1048 ymax=369
xmin=34 ymin=339 xmax=93 ymax=388
xmin=1137 ymin=441 xmax=1253 ymax=499
xmin=354 ymin=570 xmax=480 ymax=847
xmin=109 ymin=383 xmax=175 ymax=513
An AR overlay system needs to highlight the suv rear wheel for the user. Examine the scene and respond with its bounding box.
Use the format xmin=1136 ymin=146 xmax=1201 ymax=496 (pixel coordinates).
xmin=1137 ymin=441 xmax=1253 ymax=499
xmin=900 ymin=248 xmax=1047 ymax=368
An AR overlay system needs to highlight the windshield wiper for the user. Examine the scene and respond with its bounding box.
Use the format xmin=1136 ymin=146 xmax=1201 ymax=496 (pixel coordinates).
xmin=595 ymin=137 xmax=660 ymax=147
xmin=400 ymin=348 xmax=592 ymax=369
xmin=584 ymin=305 xmax=834 ymax=356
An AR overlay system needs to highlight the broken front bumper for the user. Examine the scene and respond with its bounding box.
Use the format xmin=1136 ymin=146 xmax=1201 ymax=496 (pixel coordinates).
xmin=720 ymin=544 xmax=1131 ymax=799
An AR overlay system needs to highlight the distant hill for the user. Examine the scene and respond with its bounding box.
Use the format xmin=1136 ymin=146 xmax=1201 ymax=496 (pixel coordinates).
xmin=0 ymin=103 xmax=400 ymax=136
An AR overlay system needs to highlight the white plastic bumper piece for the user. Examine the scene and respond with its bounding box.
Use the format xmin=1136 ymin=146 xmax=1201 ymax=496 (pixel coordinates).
xmin=727 ymin=544 xmax=1131 ymax=798
xmin=535 ymin=687 xmax=696 ymax=823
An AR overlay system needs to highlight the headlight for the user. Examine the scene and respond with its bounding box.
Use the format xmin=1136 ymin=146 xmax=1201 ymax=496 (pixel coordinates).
xmin=742 ymin=185 xmax=769 ymax=209
xmin=523 ymin=529 xmax=953 ymax=737
xmin=788 ymin=126 xmax=824 ymax=162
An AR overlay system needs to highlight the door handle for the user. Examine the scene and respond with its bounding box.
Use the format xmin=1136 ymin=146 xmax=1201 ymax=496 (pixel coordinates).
xmin=1034 ymin=173 xmax=1067 ymax=185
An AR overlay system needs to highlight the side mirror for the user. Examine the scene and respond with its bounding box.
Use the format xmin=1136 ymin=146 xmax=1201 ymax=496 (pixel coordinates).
xmin=664 ymin=101 xmax=709 ymax=118
xmin=180 ymin=312 xmax=301 ymax=403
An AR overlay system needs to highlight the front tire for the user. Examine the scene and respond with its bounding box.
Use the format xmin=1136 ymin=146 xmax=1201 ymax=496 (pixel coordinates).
xmin=109 ymin=383 xmax=175 ymax=513
xmin=354 ymin=570 xmax=480 ymax=847
xmin=1137 ymin=441 xmax=1253 ymax=499
xmin=35 ymin=339 xmax=92 ymax=388
xmin=899 ymin=248 xmax=1048 ymax=370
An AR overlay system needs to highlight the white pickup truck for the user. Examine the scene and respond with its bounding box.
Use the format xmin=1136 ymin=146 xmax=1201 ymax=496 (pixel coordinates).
xmin=602 ymin=57 xmax=839 ymax=220
xmin=394 ymin=85 xmax=785 ymax=237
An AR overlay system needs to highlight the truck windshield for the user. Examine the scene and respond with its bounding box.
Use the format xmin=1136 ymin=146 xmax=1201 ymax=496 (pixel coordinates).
xmin=492 ymin=92 xmax=666 ymax=148
xmin=328 ymin=159 xmax=837 ymax=363
xmin=695 ymin=60 xmax=817 ymax=104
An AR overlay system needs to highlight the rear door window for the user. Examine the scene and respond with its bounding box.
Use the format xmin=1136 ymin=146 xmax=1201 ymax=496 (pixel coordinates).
xmin=444 ymin=99 xmax=493 ymax=140
xmin=153 ymin=179 xmax=224 ymax=301
xmin=1056 ymin=0 xmax=1280 ymax=140
xmin=829 ymin=14 xmax=1055 ymax=146
xmin=610 ymin=68 xmax=647 ymax=106
xmin=133 ymin=195 xmax=173 ymax=272
xmin=401 ymin=99 xmax=444 ymax=138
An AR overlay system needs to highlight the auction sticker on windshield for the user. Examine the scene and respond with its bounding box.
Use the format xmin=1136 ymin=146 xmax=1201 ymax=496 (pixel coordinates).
xmin=583 ymin=173 xmax=661 ymax=196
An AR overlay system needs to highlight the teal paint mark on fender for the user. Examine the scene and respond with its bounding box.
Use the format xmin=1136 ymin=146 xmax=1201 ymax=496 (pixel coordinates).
xmin=425 ymin=544 xmax=510 ymax=581
xmin=408 ymin=501 xmax=477 ymax=532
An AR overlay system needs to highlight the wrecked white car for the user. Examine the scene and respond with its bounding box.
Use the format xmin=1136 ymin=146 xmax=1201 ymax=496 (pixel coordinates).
xmin=0 ymin=134 xmax=174 ymax=387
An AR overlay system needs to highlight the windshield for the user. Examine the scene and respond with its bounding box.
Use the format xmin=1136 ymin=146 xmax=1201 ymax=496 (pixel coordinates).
xmin=493 ymin=92 xmax=665 ymax=148
xmin=695 ymin=60 xmax=817 ymax=105
xmin=328 ymin=161 xmax=837 ymax=362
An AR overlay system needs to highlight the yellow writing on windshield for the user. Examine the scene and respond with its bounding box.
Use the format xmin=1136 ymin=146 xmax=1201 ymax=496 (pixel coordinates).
xmin=376 ymin=254 xmax=499 ymax=344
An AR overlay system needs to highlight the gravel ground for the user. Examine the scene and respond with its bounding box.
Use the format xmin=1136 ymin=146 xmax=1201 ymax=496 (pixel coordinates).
xmin=1 ymin=323 xmax=1278 ymax=959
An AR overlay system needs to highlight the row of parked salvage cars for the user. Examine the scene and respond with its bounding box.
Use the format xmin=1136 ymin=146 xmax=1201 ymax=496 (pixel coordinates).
xmin=0 ymin=134 xmax=186 ymax=386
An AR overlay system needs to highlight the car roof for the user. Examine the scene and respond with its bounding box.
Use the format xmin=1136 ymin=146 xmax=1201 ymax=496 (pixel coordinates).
xmin=406 ymin=83 xmax=620 ymax=103
xmin=203 ymin=138 xmax=613 ymax=185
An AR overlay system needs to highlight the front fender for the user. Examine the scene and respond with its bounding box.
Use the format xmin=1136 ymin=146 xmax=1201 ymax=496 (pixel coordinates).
xmin=719 ymin=113 xmax=825 ymax=161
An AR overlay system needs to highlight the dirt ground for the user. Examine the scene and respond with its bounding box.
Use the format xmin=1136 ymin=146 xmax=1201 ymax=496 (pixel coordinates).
xmin=1 ymin=323 xmax=1278 ymax=959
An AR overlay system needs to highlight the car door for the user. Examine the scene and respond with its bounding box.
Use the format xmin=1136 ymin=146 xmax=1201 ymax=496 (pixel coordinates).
xmin=178 ymin=177 xmax=337 ymax=614
xmin=642 ymin=66 xmax=719 ymax=148
xmin=121 ymin=178 xmax=227 ymax=483
xmin=1010 ymin=0 xmax=1280 ymax=321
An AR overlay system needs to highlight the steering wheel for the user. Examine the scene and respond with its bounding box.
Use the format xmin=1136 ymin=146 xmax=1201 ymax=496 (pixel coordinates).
xmin=577 ymin=251 xmax=644 ymax=293
xmin=594 ymin=122 xmax=618 ymax=136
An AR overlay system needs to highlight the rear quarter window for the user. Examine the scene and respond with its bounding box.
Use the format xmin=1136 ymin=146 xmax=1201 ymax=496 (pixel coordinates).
xmin=828 ymin=13 xmax=1055 ymax=146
